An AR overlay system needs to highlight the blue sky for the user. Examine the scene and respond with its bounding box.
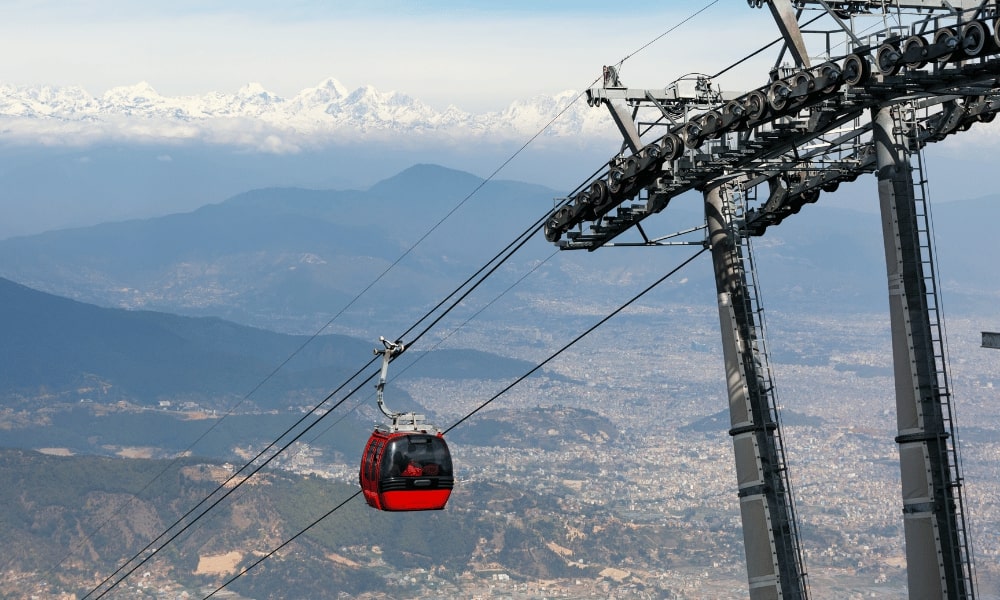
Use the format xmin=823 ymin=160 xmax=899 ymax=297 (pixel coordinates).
xmin=0 ymin=0 xmax=778 ymax=111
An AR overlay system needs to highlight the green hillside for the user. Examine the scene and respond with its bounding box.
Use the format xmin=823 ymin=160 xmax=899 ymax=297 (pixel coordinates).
xmin=0 ymin=448 xmax=683 ymax=599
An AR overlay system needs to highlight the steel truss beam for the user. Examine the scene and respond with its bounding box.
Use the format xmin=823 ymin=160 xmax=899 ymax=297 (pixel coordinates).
xmin=544 ymin=7 xmax=1000 ymax=249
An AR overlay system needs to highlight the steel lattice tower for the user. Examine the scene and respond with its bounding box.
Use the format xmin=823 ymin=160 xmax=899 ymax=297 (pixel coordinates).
xmin=543 ymin=1 xmax=998 ymax=597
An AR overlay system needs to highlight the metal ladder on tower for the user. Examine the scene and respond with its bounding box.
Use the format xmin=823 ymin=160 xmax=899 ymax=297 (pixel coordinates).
xmin=896 ymin=104 xmax=979 ymax=598
xmin=724 ymin=178 xmax=810 ymax=598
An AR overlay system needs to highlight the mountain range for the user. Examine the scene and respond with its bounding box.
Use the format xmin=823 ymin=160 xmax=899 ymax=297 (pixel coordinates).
xmin=3 ymin=163 xmax=997 ymax=337
xmin=2 ymin=161 xmax=996 ymax=462
xmin=0 ymin=164 xmax=565 ymax=331
xmin=0 ymin=79 xmax=617 ymax=150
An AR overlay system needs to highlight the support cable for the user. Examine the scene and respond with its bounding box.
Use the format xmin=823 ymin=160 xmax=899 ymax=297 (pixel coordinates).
xmin=444 ymin=247 xmax=707 ymax=432
xmin=305 ymin=250 xmax=561 ymax=446
xmin=200 ymin=246 xmax=709 ymax=600
xmin=61 ymin=44 xmax=608 ymax=596
xmin=612 ymin=1 xmax=720 ymax=70
xmin=84 ymin=357 xmax=377 ymax=600
xmin=709 ymin=13 xmax=826 ymax=80
xmin=82 ymin=2 xmax=721 ymax=594
xmin=87 ymin=209 xmax=546 ymax=600
xmin=88 ymin=179 xmax=574 ymax=599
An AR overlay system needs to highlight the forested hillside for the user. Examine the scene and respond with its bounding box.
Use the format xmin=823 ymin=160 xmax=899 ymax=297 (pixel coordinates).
xmin=0 ymin=448 xmax=681 ymax=599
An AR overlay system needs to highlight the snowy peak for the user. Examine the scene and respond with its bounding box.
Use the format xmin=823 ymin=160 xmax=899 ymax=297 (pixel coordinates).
xmin=292 ymin=77 xmax=349 ymax=106
xmin=102 ymin=81 xmax=164 ymax=110
xmin=0 ymin=79 xmax=617 ymax=150
xmin=235 ymin=82 xmax=282 ymax=104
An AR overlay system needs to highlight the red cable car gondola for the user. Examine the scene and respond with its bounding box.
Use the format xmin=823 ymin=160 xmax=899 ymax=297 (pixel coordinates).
xmin=359 ymin=338 xmax=454 ymax=511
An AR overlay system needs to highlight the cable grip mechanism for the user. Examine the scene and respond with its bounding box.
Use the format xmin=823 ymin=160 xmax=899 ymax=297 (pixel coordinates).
xmin=374 ymin=336 xmax=405 ymax=419
xmin=372 ymin=336 xmax=439 ymax=434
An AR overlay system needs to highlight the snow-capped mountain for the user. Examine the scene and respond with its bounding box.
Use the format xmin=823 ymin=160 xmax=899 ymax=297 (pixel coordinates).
xmin=0 ymin=79 xmax=617 ymax=151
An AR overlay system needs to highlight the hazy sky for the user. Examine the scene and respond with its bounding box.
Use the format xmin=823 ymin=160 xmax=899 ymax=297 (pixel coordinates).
xmin=0 ymin=0 xmax=780 ymax=111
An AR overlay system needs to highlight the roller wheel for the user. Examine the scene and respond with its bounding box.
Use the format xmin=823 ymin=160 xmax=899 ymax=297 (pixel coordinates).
xmin=700 ymin=111 xmax=724 ymax=138
xmin=817 ymin=62 xmax=842 ymax=94
xmin=744 ymin=90 xmax=769 ymax=122
xmin=934 ymin=27 xmax=958 ymax=63
xmin=791 ymin=71 xmax=815 ymax=102
xmin=960 ymin=20 xmax=987 ymax=58
xmin=607 ymin=168 xmax=626 ymax=197
xmin=902 ymin=35 xmax=928 ymax=69
xmin=722 ymin=100 xmax=746 ymax=128
xmin=876 ymin=42 xmax=902 ymax=76
xmin=589 ymin=180 xmax=613 ymax=218
xmin=544 ymin=206 xmax=572 ymax=242
xmin=682 ymin=121 xmax=704 ymax=149
xmin=570 ymin=190 xmax=591 ymax=221
xmin=767 ymin=80 xmax=792 ymax=112
xmin=842 ymin=54 xmax=870 ymax=86
xmin=660 ymin=133 xmax=682 ymax=161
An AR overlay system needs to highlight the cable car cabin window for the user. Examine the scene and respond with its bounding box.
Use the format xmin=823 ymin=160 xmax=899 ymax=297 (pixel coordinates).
xmin=382 ymin=434 xmax=452 ymax=479
xmin=363 ymin=437 xmax=384 ymax=483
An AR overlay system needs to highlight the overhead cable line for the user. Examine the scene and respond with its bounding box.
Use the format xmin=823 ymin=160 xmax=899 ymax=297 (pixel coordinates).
xmin=445 ymin=247 xmax=708 ymax=432
xmin=87 ymin=208 xmax=549 ymax=599
xmin=85 ymin=356 xmax=378 ymax=600
xmin=612 ymin=0 xmax=720 ymax=71
xmin=80 ymin=74 xmax=589 ymax=600
xmin=706 ymin=12 xmax=828 ymax=81
xmin=91 ymin=197 xmax=559 ymax=599
xmin=201 ymin=246 xmax=709 ymax=600
xmin=86 ymin=147 xmax=570 ymax=600
xmin=305 ymin=249 xmax=561 ymax=446
xmin=64 ymin=53 xmax=604 ymax=596
xmin=86 ymin=1 xmax=723 ymax=593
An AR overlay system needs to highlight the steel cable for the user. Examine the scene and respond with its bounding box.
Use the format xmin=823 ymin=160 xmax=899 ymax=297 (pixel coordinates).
xmin=82 ymin=0 xmax=721 ymax=593
xmin=200 ymin=246 xmax=708 ymax=600
xmin=84 ymin=140 xmax=576 ymax=600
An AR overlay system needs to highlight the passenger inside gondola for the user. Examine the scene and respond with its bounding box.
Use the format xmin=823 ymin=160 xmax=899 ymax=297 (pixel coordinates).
xmin=382 ymin=434 xmax=452 ymax=480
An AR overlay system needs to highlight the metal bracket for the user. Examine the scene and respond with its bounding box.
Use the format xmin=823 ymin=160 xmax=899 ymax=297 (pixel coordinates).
xmin=768 ymin=0 xmax=812 ymax=68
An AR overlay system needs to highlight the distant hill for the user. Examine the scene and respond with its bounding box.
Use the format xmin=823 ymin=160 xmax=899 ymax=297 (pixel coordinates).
xmin=0 ymin=448 xmax=484 ymax=598
xmin=0 ymin=277 xmax=543 ymax=409
xmin=2 ymin=164 xmax=998 ymax=339
xmin=0 ymin=276 xmax=366 ymax=406
xmin=0 ymin=164 xmax=559 ymax=332
xmin=449 ymin=405 xmax=620 ymax=451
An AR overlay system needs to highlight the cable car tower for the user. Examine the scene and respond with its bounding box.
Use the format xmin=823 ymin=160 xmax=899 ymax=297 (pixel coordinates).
xmin=545 ymin=1 xmax=999 ymax=597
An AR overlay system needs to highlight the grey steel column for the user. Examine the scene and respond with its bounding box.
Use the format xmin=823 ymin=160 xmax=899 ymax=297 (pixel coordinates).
xmin=705 ymin=182 xmax=808 ymax=600
xmin=872 ymin=106 xmax=971 ymax=600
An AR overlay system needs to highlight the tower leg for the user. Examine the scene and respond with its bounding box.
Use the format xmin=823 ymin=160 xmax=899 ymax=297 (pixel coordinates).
xmin=872 ymin=106 xmax=972 ymax=600
xmin=705 ymin=182 xmax=808 ymax=600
